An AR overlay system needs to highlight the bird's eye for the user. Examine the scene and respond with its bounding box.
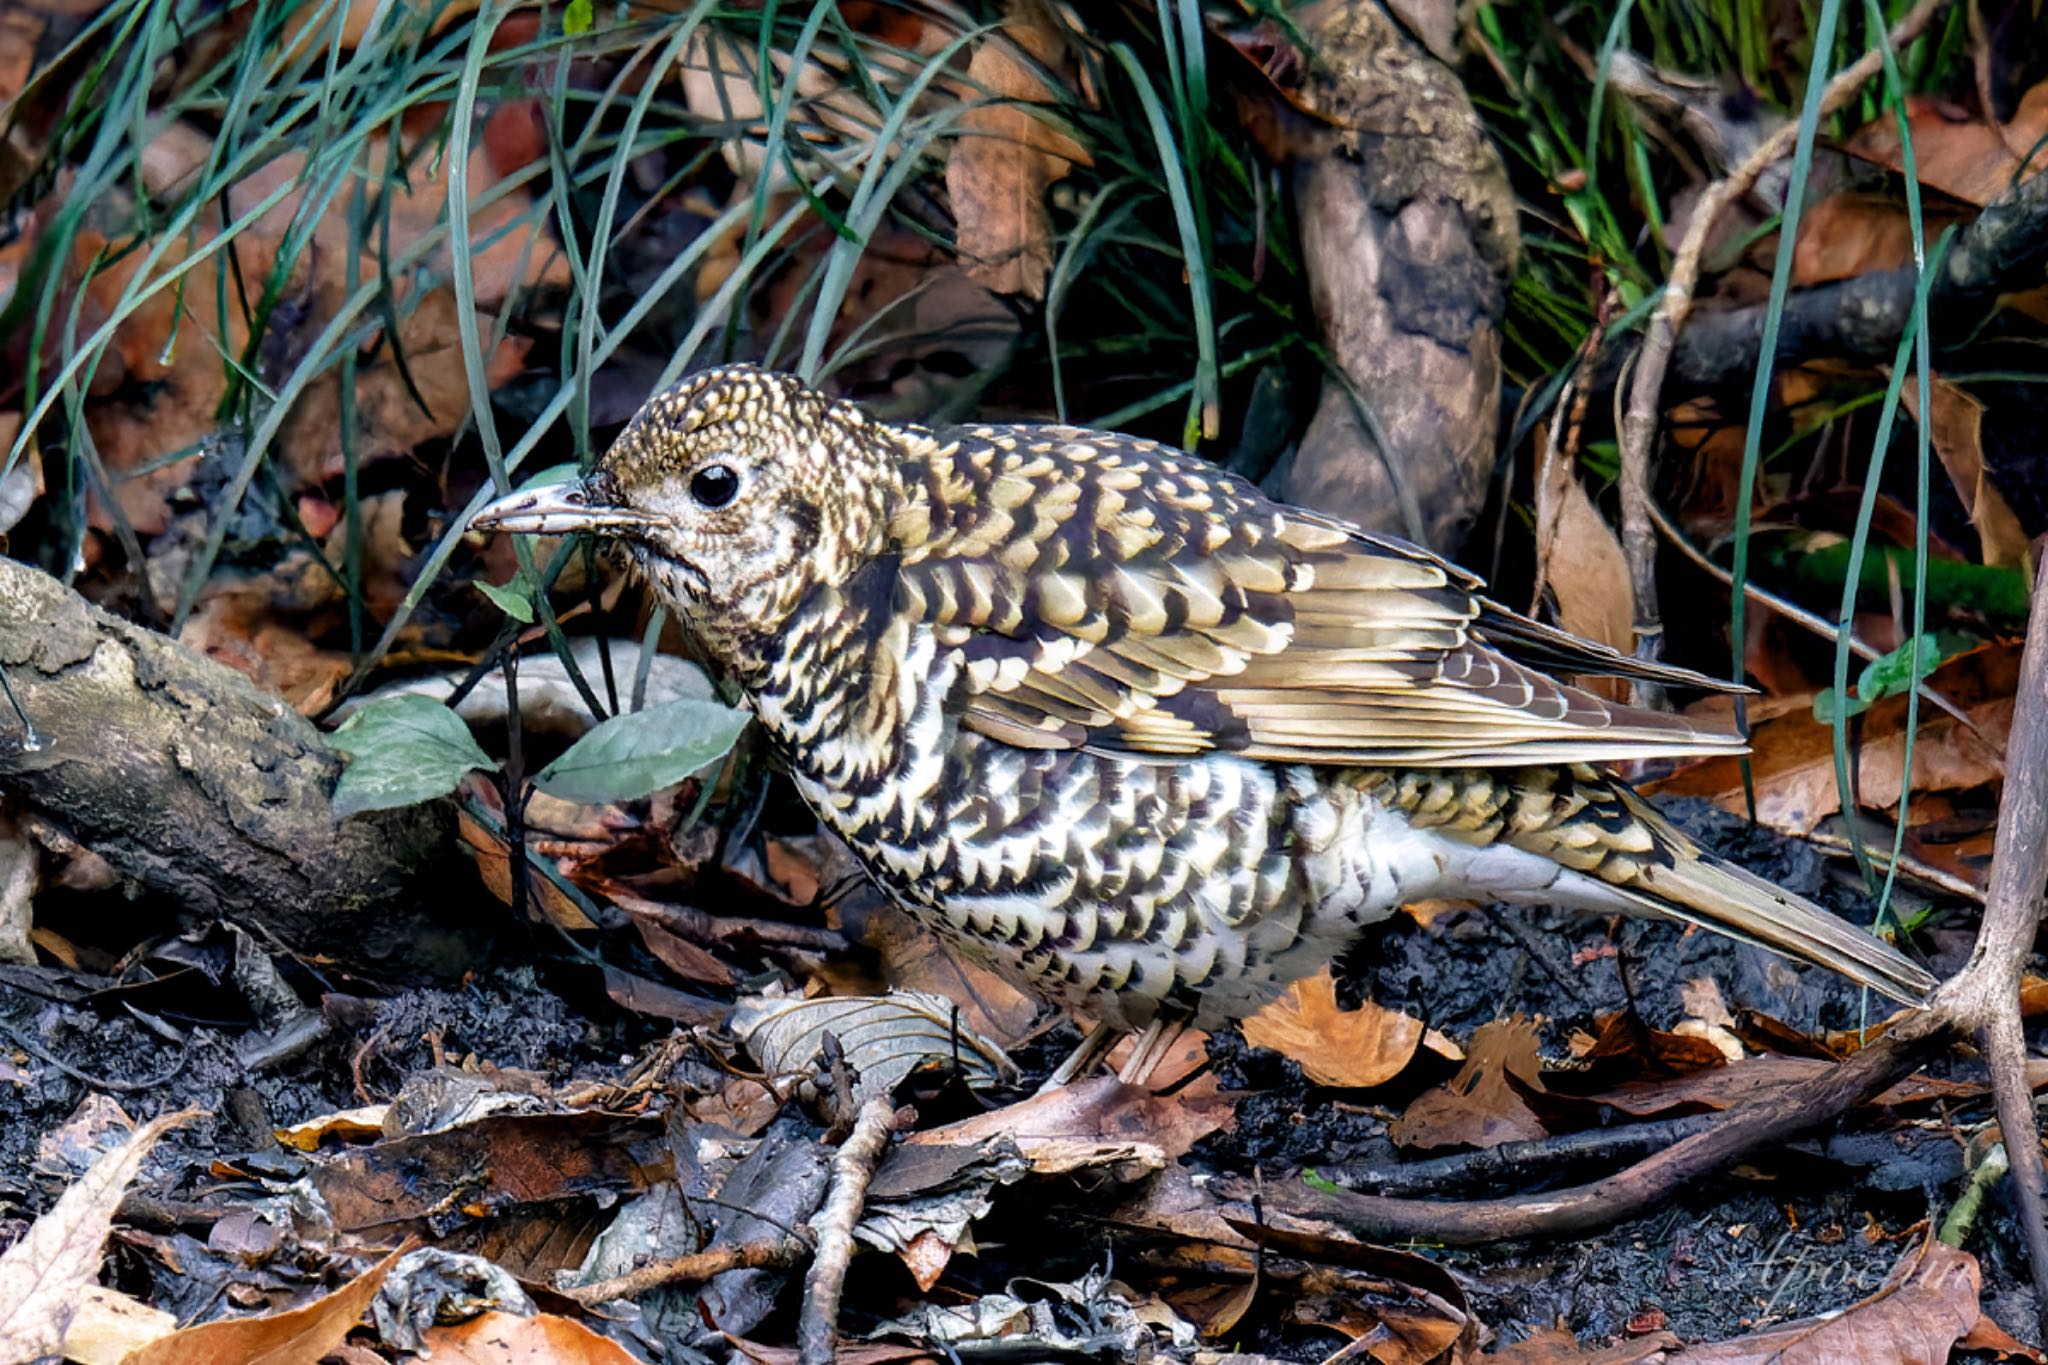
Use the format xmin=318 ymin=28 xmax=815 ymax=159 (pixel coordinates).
xmin=689 ymin=463 xmax=740 ymax=509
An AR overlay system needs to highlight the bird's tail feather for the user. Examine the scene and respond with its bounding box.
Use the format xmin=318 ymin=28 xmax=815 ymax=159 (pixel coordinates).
xmin=1608 ymin=801 xmax=1938 ymax=1006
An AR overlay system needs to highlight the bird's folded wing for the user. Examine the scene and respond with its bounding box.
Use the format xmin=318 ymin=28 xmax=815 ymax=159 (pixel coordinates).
xmin=892 ymin=425 xmax=1747 ymax=767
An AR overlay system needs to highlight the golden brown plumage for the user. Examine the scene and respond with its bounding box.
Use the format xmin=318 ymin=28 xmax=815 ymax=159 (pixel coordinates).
xmin=472 ymin=365 xmax=1937 ymax=1039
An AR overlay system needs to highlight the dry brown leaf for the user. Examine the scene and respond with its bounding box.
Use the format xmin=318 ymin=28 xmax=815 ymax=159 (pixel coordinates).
xmin=457 ymin=780 xmax=599 ymax=933
xmin=1790 ymin=191 xmax=1934 ymax=285
xmin=1531 ymin=458 xmax=1634 ymax=701
xmin=120 ymin=1243 xmax=400 ymax=1365
xmin=945 ymin=1 xmax=1091 ymax=298
xmin=58 ymin=1286 xmax=177 ymax=1365
xmin=911 ymin=1072 xmax=1230 ymax=1165
xmin=1904 ymin=379 xmax=2033 ymax=568
xmin=77 ymin=125 xmax=564 ymax=542
xmin=1389 ymin=1016 xmax=1547 ymax=1151
xmin=1240 ymin=968 xmax=1425 ymax=1088
xmin=1667 ymin=1235 xmax=1991 ymax=1363
xmin=419 ymin=1309 xmax=648 ymax=1363
xmin=1848 ymin=83 xmax=2048 ymax=207
xmin=1644 ymin=643 xmax=2014 ymax=837
xmin=273 ymin=1105 xmax=389 ymax=1152
xmin=821 ymin=897 xmax=1041 ymax=1047
xmin=0 ymin=1108 xmax=192 ymax=1364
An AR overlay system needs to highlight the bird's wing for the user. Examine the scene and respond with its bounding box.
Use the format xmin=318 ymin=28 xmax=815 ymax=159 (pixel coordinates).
xmin=889 ymin=424 xmax=1746 ymax=766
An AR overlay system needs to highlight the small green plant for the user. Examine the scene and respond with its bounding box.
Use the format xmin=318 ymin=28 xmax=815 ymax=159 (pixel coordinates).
xmin=1812 ymin=633 xmax=1947 ymax=723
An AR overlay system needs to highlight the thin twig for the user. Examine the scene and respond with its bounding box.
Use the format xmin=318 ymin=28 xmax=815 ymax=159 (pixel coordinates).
xmin=1615 ymin=0 xmax=1952 ymax=670
xmin=798 ymin=1097 xmax=901 ymax=1365
xmin=563 ymin=1236 xmax=807 ymax=1305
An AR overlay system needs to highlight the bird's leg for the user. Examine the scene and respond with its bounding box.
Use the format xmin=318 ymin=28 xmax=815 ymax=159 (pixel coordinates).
xmin=1115 ymin=1014 xmax=1191 ymax=1089
xmin=1037 ymin=1019 xmax=1123 ymax=1093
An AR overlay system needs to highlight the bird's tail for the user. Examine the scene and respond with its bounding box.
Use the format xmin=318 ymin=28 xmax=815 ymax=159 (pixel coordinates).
xmin=1595 ymin=786 xmax=1938 ymax=1006
xmin=1378 ymin=765 xmax=1939 ymax=1004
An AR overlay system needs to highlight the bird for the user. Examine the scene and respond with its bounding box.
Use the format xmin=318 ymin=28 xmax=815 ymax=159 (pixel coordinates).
xmin=472 ymin=364 xmax=1938 ymax=1084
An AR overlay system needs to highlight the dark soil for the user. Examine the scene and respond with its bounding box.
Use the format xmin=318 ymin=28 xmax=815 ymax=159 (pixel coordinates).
xmin=0 ymin=791 xmax=2031 ymax=1358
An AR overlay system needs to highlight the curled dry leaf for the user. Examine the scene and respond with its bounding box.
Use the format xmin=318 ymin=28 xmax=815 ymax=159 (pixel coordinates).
xmin=910 ymin=1072 xmax=1230 ymax=1165
xmin=1389 ymin=1015 xmax=1548 ymax=1152
xmin=0 ymin=1107 xmax=193 ymax=1365
xmin=1903 ymin=379 xmax=2033 ymax=569
xmin=121 ymin=1244 xmax=403 ymax=1365
xmin=1240 ymin=968 xmax=1426 ymax=1088
xmin=1485 ymin=1325 xmax=1678 ymax=1362
xmin=734 ymin=989 xmax=1016 ymax=1101
xmin=1847 ymin=81 xmax=2048 ymax=208
xmin=1530 ymin=437 xmax=1635 ymax=700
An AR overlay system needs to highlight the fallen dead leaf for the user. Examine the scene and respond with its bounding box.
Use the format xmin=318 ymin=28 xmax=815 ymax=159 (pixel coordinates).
xmin=1487 ymin=1324 xmax=1679 ymax=1362
xmin=0 ymin=1108 xmax=192 ymax=1364
xmin=1644 ymin=643 xmax=2014 ymax=837
xmin=911 ymin=1072 xmax=1231 ymax=1165
xmin=121 ymin=1244 xmax=402 ymax=1365
xmin=1848 ymin=82 xmax=2048 ymax=208
xmin=1667 ymin=1234 xmax=1996 ymax=1363
xmin=57 ymin=1285 xmax=178 ymax=1365
xmin=1904 ymin=379 xmax=2033 ymax=568
xmin=1228 ymin=1221 xmax=1478 ymax=1364
xmin=1241 ymin=969 xmax=1426 ymax=1088
xmin=418 ymin=1309 xmax=648 ymax=1363
xmin=946 ymin=1 xmax=1091 ymax=298
xmin=1390 ymin=1016 xmax=1548 ymax=1152
xmin=1531 ymin=434 xmax=1635 ymax=699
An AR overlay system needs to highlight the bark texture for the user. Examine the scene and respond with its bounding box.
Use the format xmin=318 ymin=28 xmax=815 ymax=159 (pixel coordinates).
xmin=0 ymin=556 xmax=447 ymax=955
xmin=1263 ymin=0 xmax=1518 ymax=554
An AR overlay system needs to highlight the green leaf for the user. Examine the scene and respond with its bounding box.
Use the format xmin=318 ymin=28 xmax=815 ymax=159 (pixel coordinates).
xmin=331 ymin=694 xmax=497 ymax=819
xmin=477 ymin=577 xmax=535 ymax=623
xmin=1812 ymin=688 xmax=1870 ymax=725
xmin=534 ymin=697 xmax=751 ymax=805
xmin=563 ymin=0 xmax=592 ymax=34
xmin=1855 ymin=633 xmax=1944 ymax=705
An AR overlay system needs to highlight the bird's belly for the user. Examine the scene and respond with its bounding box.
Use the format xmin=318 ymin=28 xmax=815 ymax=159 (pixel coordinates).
xmin=792 ymin=727 xmax=1478 ymax=1029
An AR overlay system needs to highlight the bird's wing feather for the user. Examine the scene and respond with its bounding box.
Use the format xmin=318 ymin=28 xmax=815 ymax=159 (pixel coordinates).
xmin=888 ymin=424 xmax=1745 ymax=767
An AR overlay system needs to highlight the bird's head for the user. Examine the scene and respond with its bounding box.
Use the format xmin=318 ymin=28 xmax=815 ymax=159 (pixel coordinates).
xmin=471 ymin=365 xmax=906 ymax=666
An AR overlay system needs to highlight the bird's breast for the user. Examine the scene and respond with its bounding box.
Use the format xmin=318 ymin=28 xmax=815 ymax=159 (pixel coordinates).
xmin=752 ymin=628 xmax=1493 ymax=1025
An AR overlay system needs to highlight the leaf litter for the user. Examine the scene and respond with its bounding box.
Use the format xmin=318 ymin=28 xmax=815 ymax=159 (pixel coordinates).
xmin=1 ymin=0 xmax=2045 ymax=1360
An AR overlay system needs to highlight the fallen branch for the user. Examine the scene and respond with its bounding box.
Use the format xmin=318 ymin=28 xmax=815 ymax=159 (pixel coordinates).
xmin=1671 ymin=163 xmax=2048 ymax=387
xmin=1267 ymin=548 xmax=2048 ymax=1320
xmin=562 ymin=1236 xmax=806 ymax=1306
xmin=1614 ymin=0 xmax=1951 ymax=668
xmin=0 ymin=558 xmax=447 ymax=955
xmin=797 ymin=1097 xmax=901 ymax=1365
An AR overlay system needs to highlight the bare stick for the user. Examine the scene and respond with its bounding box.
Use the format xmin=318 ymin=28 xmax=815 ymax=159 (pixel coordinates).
xmin=798 ymin=1097 xmax=900 ymax=1365
xmin=564 ymin=1237 xmax=806 ymax=1305
xmin=1265 ymin=1014 xmax=1950 ymax=1244
xmin=1954 ymin=545 xmax=2048 ymax=1327
xmin=1614 ymin=0 xmax=1951 ymax=667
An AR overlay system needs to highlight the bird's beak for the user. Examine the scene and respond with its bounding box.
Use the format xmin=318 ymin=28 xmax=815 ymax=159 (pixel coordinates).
xmin=470 ymin=478 xmax=668 ymax=537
